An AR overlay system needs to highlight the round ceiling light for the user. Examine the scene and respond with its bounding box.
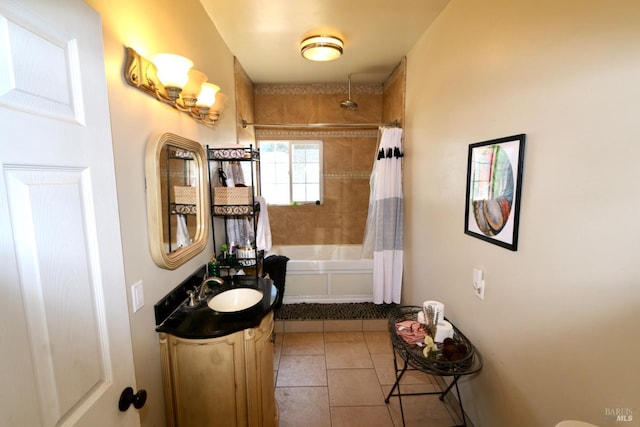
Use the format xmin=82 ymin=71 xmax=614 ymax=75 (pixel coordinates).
xmin=300 ymin=35 xmax=344 ymax=61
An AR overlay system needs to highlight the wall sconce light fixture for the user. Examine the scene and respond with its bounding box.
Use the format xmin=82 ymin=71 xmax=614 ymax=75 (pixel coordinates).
xmin=124 ymin=47 xmax=226 ymax=126
xmin=300 ymin=35 xmax=343 ymax=61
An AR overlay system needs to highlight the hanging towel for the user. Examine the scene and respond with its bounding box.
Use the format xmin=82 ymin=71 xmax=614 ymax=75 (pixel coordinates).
xmin=226 ymin=217 xmax=254 ymax=247
xmin=223 ymin=162 xmax=244 ymax=187
xmin=263 ymin=255 xmax=289 ymax=308
xmin=256 ymin=195 xmax=272 ymax=251
xmin=223 ymin=162 xmax=254 ymax=246
xmin=176 ymin=214 xmax=190 ymax=248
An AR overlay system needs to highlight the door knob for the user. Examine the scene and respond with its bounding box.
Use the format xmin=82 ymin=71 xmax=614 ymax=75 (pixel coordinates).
xmin=118 ymin=387 xmax=147 ymax=411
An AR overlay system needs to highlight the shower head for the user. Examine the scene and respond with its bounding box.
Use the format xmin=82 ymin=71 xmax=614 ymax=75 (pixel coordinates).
xmin=340 ymin=99 xmax=358 ymax=111
xmin=340 ymin=74 xmax=358 ymax=111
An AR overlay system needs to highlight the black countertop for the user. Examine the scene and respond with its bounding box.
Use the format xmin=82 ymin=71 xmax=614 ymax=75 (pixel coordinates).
xmin=155 ymin=267 xmax=278 ymax=339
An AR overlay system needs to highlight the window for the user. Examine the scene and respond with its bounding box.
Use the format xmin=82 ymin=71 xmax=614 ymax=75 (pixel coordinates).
xmin=259 ymin=140 xmax=322 ymax=205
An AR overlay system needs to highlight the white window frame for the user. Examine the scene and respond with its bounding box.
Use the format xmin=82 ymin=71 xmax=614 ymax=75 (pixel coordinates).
xmin=258 ymin=139 xmax=323 ymax=206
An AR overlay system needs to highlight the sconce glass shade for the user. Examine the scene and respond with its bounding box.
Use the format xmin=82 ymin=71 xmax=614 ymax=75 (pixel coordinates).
xmin=300 ymin=35 xmax=343 ymax=61
xmin=152 ymin=53 xmax=193 ymax=89
xmin=210 ymin=92 xmax=227 ymax=115
xmin=196 ymin=83 xmax=220 ymax=108
xmin=181 ymin=69 xmax=208 ymax=106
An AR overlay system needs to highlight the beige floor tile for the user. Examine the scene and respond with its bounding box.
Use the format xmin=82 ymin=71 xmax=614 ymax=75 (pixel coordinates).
xmin=276 ymin=355 xmax=327 ymax=387
xmin=273 ymin=332 xmax=283 ymax=370
xmin=274 ymin=320 xmax=284 ymax=334
xmin=382 ymin=384 xmax=458 ymax=427
xmin=383 ymin=381 xmax=439 ymax=401
xmin=324 ymin=331 xmax=365 ymax=343
xmin=363 ymin=319 xmax=389 ymax=332
xmin=398 ymin=369 xmax=435 ymax=386
xmin=323 ymin=319 xmax=363 ymax=331
xmin=371 ymin=353 xmax=397 ymax=386
xmin=330 ymin=406 xmax=394 ymax=427
xmin=364 ymin=331 xmax=393 ymax=354
xmin=284 ymin=320 xmax=324 ymax=333
xmin=275 ymin=386 xmax=331 ymax=427
xmin=430 ymin=376 xmax=465 ymax=424
xmin=273 ymin=330 xmax=457 ymax=427
xmin=325 ymin=341 xmax=373 ymax=369
xmin=281 ymin=332 xmax=325 ymax=355
xmin=390 ymin=351 xmax=436 ymax=385
xmin=371 ymin=353 xmax=441 ymax=388
xmin=327 ymin=369 xmax=385 ymax=406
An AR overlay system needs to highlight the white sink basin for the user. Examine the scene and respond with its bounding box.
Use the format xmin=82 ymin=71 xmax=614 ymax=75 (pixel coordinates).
xmin=207 ymin=288 xmax=263 ymax=312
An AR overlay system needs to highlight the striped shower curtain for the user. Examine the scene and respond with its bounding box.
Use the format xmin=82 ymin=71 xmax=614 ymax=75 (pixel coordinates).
xmin=362 ymin=127 xmax=404 ymax=304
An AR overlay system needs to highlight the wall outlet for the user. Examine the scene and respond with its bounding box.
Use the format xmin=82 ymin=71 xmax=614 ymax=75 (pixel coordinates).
xmin=131 ymin=280 xmax=145 ymax=313
xmin=473 ymin=268 xmax=485 ymax=300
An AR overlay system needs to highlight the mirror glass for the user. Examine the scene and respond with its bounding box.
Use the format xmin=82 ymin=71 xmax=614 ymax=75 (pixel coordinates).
xmin=145 ymin=133 xmax=209 ymax=269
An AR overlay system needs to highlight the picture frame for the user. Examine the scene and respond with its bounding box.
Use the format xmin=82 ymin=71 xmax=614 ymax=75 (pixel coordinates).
xmin=464 ymin=134 xmax=526 ymax=251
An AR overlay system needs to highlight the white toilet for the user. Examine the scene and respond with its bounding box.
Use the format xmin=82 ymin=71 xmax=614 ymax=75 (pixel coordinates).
xmin=555 ymin=421 xmax=599 ymax=427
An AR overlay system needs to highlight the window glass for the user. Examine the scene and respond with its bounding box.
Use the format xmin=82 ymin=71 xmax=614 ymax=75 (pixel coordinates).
xmin=258 ymin=140 xmax=322 ymax=205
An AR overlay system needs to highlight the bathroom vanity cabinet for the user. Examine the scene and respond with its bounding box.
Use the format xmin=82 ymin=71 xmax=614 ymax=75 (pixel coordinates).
xmin=159 ymin=311 xmax=277 ymax=427
xmin=207 ymin=145 xmax=262 ymax=276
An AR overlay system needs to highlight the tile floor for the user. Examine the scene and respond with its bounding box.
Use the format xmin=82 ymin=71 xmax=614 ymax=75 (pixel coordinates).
xmin=272 ymin=319 xmax=462 ymax=427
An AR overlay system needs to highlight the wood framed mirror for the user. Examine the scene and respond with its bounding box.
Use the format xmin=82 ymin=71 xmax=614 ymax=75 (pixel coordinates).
xmin=145 ymin=133 xmax=209 ymax=269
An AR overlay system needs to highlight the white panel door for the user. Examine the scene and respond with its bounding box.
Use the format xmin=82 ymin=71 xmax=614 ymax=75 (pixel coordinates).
xmin=0 ymin=0 xmax=139 ymax=426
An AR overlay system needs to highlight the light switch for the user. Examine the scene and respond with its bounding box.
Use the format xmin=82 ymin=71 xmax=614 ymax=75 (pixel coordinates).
xmin=473 ymin=268 xmax=485 ymax=300
xmin=131 ymin=280 xmax=144 ymax=313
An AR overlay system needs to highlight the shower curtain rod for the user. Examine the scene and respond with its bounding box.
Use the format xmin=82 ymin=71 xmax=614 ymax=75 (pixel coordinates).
xmin=242 ymin=120 xmax=400 ymax=129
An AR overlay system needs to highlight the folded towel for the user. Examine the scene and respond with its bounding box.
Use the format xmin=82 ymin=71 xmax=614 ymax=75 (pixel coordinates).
xmin=395 ymin=320 xmax=426 ymax=345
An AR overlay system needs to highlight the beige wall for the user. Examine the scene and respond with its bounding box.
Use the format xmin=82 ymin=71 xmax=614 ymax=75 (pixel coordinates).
xmin=83 ymin=1 xmax=236 ymax=425
xmin=234 ymin=58 xmax=256 ymax=147
xmin=254 ymin=73 xmax=405 ymax=245
xmin=404 ymin=1 xmax=640 ymax=426
xmin=382 ymin=58 xmax=406 ymax=126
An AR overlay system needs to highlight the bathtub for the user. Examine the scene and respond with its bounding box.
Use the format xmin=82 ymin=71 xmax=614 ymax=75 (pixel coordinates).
xmin=266 ymin=244 xmax=374 ymax=303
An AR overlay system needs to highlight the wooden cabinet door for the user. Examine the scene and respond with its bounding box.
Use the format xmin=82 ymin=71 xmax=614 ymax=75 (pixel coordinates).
xmin=161 ymin=332 xmax=247 ymax=427
xmin=245 ymin=312 xmax=277 ymax=427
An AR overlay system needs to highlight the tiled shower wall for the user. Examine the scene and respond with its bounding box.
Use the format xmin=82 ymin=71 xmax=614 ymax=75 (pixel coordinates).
xmin=249 ymin=60 xmax=406 ymax=245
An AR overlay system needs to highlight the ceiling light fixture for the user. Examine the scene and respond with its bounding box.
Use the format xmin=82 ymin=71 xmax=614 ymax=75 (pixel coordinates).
xmin=123 ymin=47 xmax=226 ymax=126
xmin=300 ymin=35 xmax=343 ymax=61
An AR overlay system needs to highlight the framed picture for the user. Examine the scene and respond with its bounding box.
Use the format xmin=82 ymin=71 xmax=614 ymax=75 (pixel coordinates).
xmin=464 ymin=134 xmax=526 ymax=251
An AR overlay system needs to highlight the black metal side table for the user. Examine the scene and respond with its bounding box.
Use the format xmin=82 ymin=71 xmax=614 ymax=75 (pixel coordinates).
xmin=385 ymin=306 xmax=483 ymax=427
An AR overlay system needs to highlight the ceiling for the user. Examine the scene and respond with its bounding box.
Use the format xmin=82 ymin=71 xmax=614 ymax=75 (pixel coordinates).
xmin=200 ymin=0 xmax=451 ymax=85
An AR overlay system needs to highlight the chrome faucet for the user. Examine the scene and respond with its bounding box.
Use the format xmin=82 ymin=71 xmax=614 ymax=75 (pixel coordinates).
xmin=198 ymin=275 xmax=225 ymax=300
